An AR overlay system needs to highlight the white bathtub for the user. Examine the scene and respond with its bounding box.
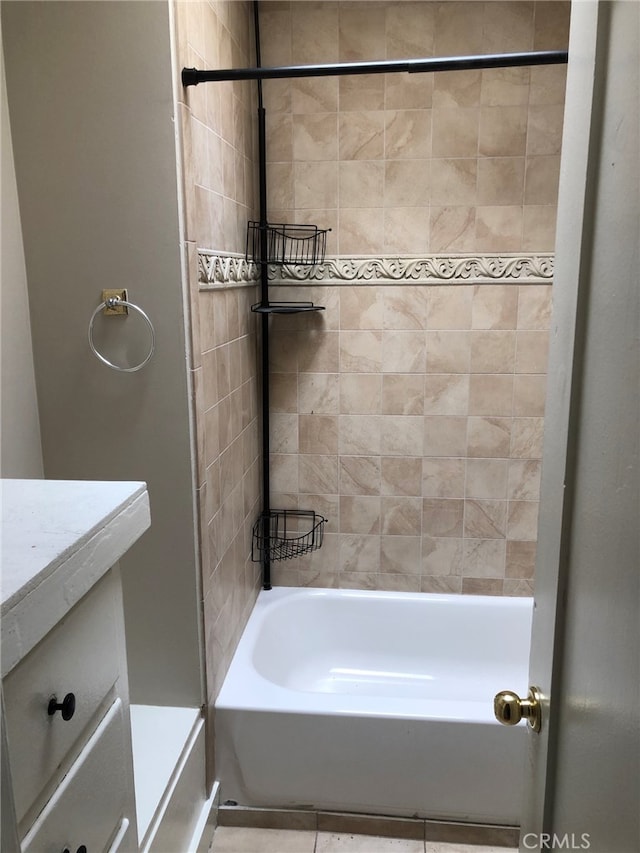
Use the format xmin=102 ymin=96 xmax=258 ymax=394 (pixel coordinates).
xmin=216 ymin=587 xmax=532 ymax=825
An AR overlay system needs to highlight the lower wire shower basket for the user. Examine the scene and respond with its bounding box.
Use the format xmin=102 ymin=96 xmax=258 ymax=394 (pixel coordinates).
xmin=252 ymin=509 xmax=327 ymax=562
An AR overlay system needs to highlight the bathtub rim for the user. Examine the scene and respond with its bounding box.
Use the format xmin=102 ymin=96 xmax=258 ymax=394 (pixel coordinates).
xmin=215 ymin=586 xmax=533 ymax=724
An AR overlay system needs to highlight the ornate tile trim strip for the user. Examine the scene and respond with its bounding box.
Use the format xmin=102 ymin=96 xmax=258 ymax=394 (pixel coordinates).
xmin=271 ymin=253 xmax=554 ymax=285
xmin=198 ymin=251 xmax=554 ymax=288
xmin=198 ymin=250 xmax=259 ymax=289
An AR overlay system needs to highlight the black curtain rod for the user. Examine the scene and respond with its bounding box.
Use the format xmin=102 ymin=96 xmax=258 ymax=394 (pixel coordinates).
xmin=182 ymin=49 xmax=567 ymax=87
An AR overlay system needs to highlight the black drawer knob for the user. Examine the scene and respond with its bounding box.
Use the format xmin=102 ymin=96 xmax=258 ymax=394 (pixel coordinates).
xmin=48 ymin=693 xmax=76 ymax=721
xmin=62 ymin=847 xmax=87 ymax=853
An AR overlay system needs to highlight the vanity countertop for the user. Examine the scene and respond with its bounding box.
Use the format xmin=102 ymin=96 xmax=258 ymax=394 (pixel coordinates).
xmin=1 ymin=479 xmax=151 ymax=677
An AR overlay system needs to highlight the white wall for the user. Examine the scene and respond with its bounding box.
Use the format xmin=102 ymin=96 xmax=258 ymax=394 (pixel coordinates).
xmin=0 ymin=20 xmax=43 ymax=479
xmin=2 ymin=1 xmax=202 ymax=707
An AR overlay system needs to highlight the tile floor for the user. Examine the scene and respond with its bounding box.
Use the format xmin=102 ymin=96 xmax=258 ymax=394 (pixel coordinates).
xmin=210 ymin=826 xmax=517 ymax=853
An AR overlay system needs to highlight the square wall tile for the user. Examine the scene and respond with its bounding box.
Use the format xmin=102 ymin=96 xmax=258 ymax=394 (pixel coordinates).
xmin=422 ymin=536 xmax=464 ymax=577
xmin=339 ymin=534 xmax=381 ymax=573
xmin=340 ymin=331 xmax=383 ymax=373
xmin=339 ymin=208 xmax=385 ymax=254
xmin=506 ymin=539 xmax=537 ymax=579
xmin=427 ymin=331 xmax=471 ymax=374
xmin=472 ymin=284 xmax=519 ymax=330
xmin=381 ymin=456 xmax=423 ymax=496
xmin=339 ymin=111 xmax=385 ymax=161
xmin=463 ymin=538 xmax=507 ymax=578
xmin=384 ymin=208 xmax=430 ymax=254
xmin=340 ymin=374 xmax=382 ymax=414
xmin=340 ymin=495 xmax=381 ymax=535
xmin=339 ymin=456 xmax=381 ymax=496
xmin=423 ymin=498 xmax=464 ymax=538
xmin=340 ymin=74 xmax=385 ymax=111
xmin=424 ymin=416 xmax=468 ymax=457
xmin=470 ymin=330 xmax=516 ymax=373
xmin=382 ymin=331 xmax=427 ymax=374
xmin=292 ymin=78 xmax=339 ymax=114
xmin=432 ymin=107 xmax=479 ymax=158
xmin=464 ymin=499 xmax=508 ymax=539
xmin=340 ymin=414 xmax=382 ymax=455
xmin=381 ymin=496 xmax=422 ymax=536
xmin=516 ymin=330 xmax=550 ymax=372
xmin=430 ymin=206 xmax=476 ymax=252
xmin=382 ymin=286 xmax=429 ymax=331
xmin=340 ymin=161 xmax=385 ymax=207
xmin=465 ymin=458 xmax=509 ymax=499
xmin=299 ymin=414 xmax=339 ymax=455
xmin=380 ymin=536 xmax=422 ymax=575
xmin=382 ymin=374 xmax=424 ymax=416
xmin=381 ymin=416 xmax=424 ymax=456
xmin=340 ymin=288 xmax=384 ymax=330
xmin=423 ymin=457 xmax=466 ymax=499
xmin=299 ymin=373 xmax=340 ymax=414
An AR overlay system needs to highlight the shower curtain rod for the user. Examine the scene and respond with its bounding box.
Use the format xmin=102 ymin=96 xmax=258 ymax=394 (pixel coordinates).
xmin=181 ymin=49 xmax=567 ymax=87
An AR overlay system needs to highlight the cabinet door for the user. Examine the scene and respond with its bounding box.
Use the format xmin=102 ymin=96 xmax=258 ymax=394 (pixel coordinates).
xmin=21 ymin=698 xmax=136 ymax=853
xmin=4 ymin=572 xmax=122 ymax=823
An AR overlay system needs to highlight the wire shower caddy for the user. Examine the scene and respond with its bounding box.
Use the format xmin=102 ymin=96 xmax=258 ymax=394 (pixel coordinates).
xmin=246 ymin=221 xmax=330 ymax=267
xmin=251 ymin=509 xmax=327 ymax=563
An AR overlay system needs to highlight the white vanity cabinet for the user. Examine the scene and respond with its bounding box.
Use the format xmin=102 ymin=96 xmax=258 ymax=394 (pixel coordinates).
xmin=1 ymin=480 xmax=151 ymax=853
xmin=4 ymin=570 xmax=136 ymax=852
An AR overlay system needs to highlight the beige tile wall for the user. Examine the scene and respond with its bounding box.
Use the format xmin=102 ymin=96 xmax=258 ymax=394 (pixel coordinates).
xmin=177 ymin=0 xmax=257 ymax=252
xmin=267 ymin=281 xmax=551 ymax=595
xmin=256 ymin=1 xmax=567 ymax=595
xmin=174 ymin=0 xmax=261 ymax=732
xmin=260 ymin=0 xmax=569 ymax=254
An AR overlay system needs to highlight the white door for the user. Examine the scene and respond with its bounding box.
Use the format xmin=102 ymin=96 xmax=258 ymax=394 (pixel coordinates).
xmin=513 ymin=2 xmax=639 ymax=850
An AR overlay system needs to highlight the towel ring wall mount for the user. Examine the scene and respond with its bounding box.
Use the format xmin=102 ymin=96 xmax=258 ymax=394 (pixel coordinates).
xmin=88 ymin=289 xmax=155 ymax=373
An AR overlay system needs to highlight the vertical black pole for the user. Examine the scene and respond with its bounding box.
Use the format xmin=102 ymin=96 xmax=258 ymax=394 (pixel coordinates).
xmin=254 ymin=1 xmax=271 ymax=589
xmin=258 ymin=111 xmax=271 ymax=591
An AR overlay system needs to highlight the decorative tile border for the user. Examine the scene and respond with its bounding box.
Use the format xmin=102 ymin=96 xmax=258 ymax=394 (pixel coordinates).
xmin=198 ymin=251 xmax=259 ymax=289
xmin=273 ymin=254 xmax=554 ymax=285
xmin=199 ymin=251 xmax=553 ymax=289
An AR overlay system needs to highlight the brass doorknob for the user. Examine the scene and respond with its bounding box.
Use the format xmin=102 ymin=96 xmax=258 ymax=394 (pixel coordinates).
xmin=494 ymin=686 xmax=542 ymax=732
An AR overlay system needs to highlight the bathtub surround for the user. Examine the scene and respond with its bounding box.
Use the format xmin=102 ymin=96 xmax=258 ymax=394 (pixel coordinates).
xmin=196 ymin=244 xmax=552 ymax=593
xmin=260 ymin=0 xmax=569 ymax=256
xmin=265 ymin=268 xmax=551 ymax=595
xmin=251 ymin=0 xmax=568 ymax=596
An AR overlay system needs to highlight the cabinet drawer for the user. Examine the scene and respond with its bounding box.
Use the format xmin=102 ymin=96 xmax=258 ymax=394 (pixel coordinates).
xmin=4 ymin=572 xmax=123 ymax=823
xmin=21 ymin=697 xmax=136 ymax=853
